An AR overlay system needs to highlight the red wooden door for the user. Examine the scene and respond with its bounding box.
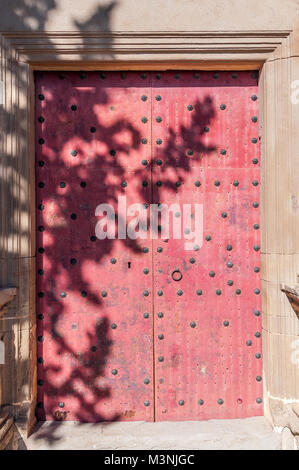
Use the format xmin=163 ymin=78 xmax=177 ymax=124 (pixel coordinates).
xmin=36 ymin=71 xmax=262 ymax=422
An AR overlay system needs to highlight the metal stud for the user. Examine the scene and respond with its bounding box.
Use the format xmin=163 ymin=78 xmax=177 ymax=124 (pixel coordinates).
xmin=195 ymin=181 xmax=201 ymax=187
xmin=251 ymin=116 xmax=258 ymax=123
xmin=60 ymin=291 xmax=67 ymax=298
xmin=178 ymin=400 xmax=184 ymax=406
xmin=205 ymin=235 xmax=211 ymax=241
xmin=253 ymin=245 xmax=260 ymax=251
xmin=227 ymin=262 xmax=233 ymax=268
xmin=156 ymin=116 xmax=162 ymax=123
xmin=187 ymin=104 xmax=193 ymax=111
xmin=70 ymin=258 xmax=77 ymax=265
xmin=256 ymin=398 xmax=263 ymax=404
xmin=254 ymin=288 xmax=260 ymax=295
xmin=187 ymin=149 xmax=193 ymax=156
xmin=38 ymin=336 xmax=44 ymax=342
xmin=232 ymin=73 xmax=238 ymax=79
xmin=156 ymin=138 xmax=162 ymax=145
xmin=158 ymin=334 xmax=164 ymax=340
xmin=255 ymin=353 xmax=262 ymax=359
xmin=246 ymin=340 xmax=252 ymax=346
xmin=177 ymin=289 xmax=183 ymax=296
xmin=110 ymin=150 xmax=116 ymax=157
xmin=157 ymin=247 xmax=163 ymax=253
xmin=71 ymin=150 xmax=77 ymax=157
xmin=220 ymin=104 xmax=226 ymax=110
xmin=216 ymin=289 xmax=222 ymax=295
xmin=101 ymin=291 xmax=108 ymax=297
xmin=158 ymin=312 xmax=163 ymax=318
xmin=194 ymin=73 xmax=200 ymax=79
xmin=80 ymin=72 xmax=86 ymax=79
xmin=143 ymin=247 xmax=149 ymax=253
xmin=223 ymin=321 xmax=229 ymax=327
xmin=203 ymin=126 xmax=209 ymax=133
xmin=38 ymin=357 xmax=44 ymax=364
xmin=155 ymin=95 xmax=162 ymax=101
xmin=38 ymin=182 xmax=45 ymax=188
xmin=38 ymin=204 xmax=44 ymax=211
xmin=38 ymin=161 xmax=45 ymax=167
xmin=141 ymin=117 xmax=148 ymax=123
xmin=38 ymin=94 xmax=44 ymax=100
xmin=38 ymin=379 xmax=44 ymax=386
xmin=144 ymin=378 xmax=150 ymax=385
xmin=71 ymin=104 xmax=77 ymax=111
xmin=213 ymin=73 xmax=219 ymax=79
xmin=158 ymin=356 xmax=164 ymax=362
xmin=38 ymin=247 xmax=45 ymax=254
xmin=218 ymin=399 xmax=224 ymax=405
xmin=209 ymin=271 xmax=215 ymax=277
xmin=198 ymin=399 xmax=204 ymax=405
xmin=233 ymin=180 xmax=239 ymax=187
xmin=38 ymin=314 xmax=44 ymax=320
xmin=251 ymin=95 xmax=258 ymax=101
xmin=60 ymin=182 xmax=66 ymax=188
xmin=90 ymin=346 xmax=97 ymax=352
xmin=142 ymin=159 xmax=148 ymax=166
xmin=227 ymin=244 xmax=233 ymax=251
xmin=214 ymin=180 xmax=220 ymax=187
xmin=90 ymin=235 xmax=97 ymax=242
xmin=111 ymin=323 xmax=117 ymax=329
xmin=156 ymin=159 xmax=163 ymax=166
xmin=143 ymin=290 xmax=149 ymax=297
xmin=251 ymin=138 xmax=258 ymax=144
xmin=252 ymin=180 xmax=259 ymax=186
xmin=144 ymin=400 xmax=150 ymax=406
xmin=157 ymin=290 xmax=163 ymax=296
xmin=253 ymin=202 xmax=259 ymax=208
xmin=236 ymin=289 xmax=241 ymax=295
xmin=38 ymin=116 xmax=45 ymax=123
xmin=220 ymin=149 xmax=227 ymax=155
xmin=227 ymin=280 xmax=234 ymax=286
xmin=90 ymin=127 xmax=96 ymax=133
xmin=121 ymin=181 xmax=127 ymax=188
xmin=37 ymin=402 xmax=44 ymax=409
xmin=141 ymin=138 xmax=147 ymax=144
xmin=256 ymin=376 xmax=262 ymax=382
xmin=142 ymin=180 xmax=148 ymax=187
xmin=144 ymin=313 xmax=149 ymax=319
xmin=254 ymin=310 xmax=261 ymax=317
xmin=255 ymin=331 xmax=261 ymax=338
xmin=111 ymin=369 xmax=118 ymax=375
xmin=38 ymin=269 xmax=44 ymax=275
xmin=196 ymin=289 xmax=203 ymax=296
xmin=143 ymin=268 xmax=149 ymax=275
xmin=194 ymin=244 xmax=200 ymax=251
xmin=189 ymin=257 xmax=195 ymax=264
xmin=222 ymin=212 xmax=228 ymax=218
xmin=156 ymin=181 xmax=162 ymax=187
xmin=81 ymin=291 xmax=87 ymax=297
xmin=71 ymin=213 xmax=77 ymax=220
xmin=253 ymin=224 xmax=260 ymax=230
xmin=252 ymin=158 xmax=259 ymax=164
xmin=141 ymin=95 xmax=147 ymax=101
xmin=38 ymin=291 xmax=44 ymax=297
xmin=190 ymin=321 xmax=196 ymax=328
xmin=141 ymin=73 xmax=147 ymax=79
xmin=120 ymin=72 xmax=126 ymax=80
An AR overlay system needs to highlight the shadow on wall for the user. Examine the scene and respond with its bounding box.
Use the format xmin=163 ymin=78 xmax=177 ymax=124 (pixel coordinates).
xmin=1 ymin=0 xmax=218 ymax=447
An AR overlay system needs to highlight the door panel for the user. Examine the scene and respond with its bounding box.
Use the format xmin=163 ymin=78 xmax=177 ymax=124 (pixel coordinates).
xmin=36 ymin=71 xmax=262 ymax=422
xmin=36 ymin=72 xmax=154 ymax=422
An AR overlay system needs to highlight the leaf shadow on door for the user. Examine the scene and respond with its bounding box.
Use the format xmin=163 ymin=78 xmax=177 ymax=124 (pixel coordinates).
xmin=34 ymin=72 xmax=217 ymax=446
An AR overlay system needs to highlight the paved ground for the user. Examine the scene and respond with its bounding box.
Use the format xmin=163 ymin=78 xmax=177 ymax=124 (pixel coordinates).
xmin=20 ymin=416 xmax=281 ymax=450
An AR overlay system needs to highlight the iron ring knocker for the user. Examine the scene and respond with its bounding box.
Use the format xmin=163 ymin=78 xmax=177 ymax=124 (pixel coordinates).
xmin=172 ymin=269 xmax=183 ymax=282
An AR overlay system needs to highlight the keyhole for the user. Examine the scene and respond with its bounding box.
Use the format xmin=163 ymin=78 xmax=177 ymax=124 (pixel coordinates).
xmin=128 ymin=262 xmax=131 ymax=269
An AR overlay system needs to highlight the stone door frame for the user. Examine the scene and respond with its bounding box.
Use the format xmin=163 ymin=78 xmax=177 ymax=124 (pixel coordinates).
xmin=0 ymin=29 xmax=298 ymax=434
